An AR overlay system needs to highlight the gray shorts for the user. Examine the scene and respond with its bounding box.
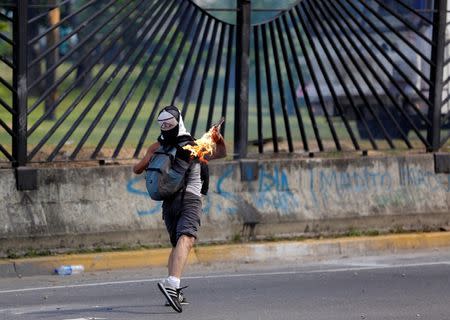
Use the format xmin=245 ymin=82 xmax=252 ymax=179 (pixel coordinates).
xmin=162 ymin=191 xmax=202 ymax=247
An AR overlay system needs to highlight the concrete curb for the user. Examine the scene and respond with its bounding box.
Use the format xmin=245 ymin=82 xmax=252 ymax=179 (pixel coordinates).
xmin=1 ymin=232 xmax=449 ymax=278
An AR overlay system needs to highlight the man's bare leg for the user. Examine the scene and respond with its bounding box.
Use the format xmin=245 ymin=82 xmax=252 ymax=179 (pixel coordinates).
xmin=159 ymin=236 xmax=194 ymax=313
xmin=168 ymin=235 xmax=195 ymax=279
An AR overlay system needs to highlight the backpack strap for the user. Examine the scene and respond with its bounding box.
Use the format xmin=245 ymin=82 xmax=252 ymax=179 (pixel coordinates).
xmin=180 ymin=164 xmax=192 ymax=205
xmin=177 ymin=141 xmax=193 ymax=205
xmin=144 ymin=145 xmax=176 ymax=172
xmin=200 ymin=162 xmax=209 ymax=195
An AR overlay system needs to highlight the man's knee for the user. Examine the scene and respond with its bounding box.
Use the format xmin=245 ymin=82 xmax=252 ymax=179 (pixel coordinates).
xmin=177 ymin=234 xmax=195 ymax=249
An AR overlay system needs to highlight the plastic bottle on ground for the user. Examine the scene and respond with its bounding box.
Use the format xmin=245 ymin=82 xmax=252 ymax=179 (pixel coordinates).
xmin=54 ymin=265 xmax=84 ymax=275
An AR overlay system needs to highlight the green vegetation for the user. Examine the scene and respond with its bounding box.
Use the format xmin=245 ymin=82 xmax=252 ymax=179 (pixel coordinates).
xmin=0 ymin=52 xmax=431 ymax=163
xmin=6 ymin=248 xmax=52 ymax=259
xmin=344 ymin=228 xmax=380 ymax=237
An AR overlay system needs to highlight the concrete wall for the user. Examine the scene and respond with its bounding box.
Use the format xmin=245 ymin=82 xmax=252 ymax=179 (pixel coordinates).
xmin=1 ymin=154 xmax=449 ymax=256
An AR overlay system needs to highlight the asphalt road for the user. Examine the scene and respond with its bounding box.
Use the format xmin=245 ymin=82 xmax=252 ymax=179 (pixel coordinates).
xmin=0 ymin=250 xmax=449 ymax=320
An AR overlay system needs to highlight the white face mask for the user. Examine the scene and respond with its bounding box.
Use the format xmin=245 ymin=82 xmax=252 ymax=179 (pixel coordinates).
xmin=157 ymin=108 xmax=190 ymax=137
xmin=158 ymin=110 xmax=178 ymax=131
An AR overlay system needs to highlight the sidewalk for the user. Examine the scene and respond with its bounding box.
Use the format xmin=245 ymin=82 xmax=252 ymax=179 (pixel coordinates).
xmin=1 ymin=232 xmax=449 ymax=278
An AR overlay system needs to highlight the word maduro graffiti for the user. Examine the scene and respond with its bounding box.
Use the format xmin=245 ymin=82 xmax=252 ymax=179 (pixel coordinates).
xmin=309 ymin=165 xmax=450 ymax=209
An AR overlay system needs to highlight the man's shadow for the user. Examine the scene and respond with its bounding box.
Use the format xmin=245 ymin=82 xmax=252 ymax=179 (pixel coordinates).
xmin=27 ymin=304 xmax=176 ymax=317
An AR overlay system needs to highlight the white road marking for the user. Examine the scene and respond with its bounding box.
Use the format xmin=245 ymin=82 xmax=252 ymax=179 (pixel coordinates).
xmin=303 ymin=261 xmax=450 ymax=274
xmin=327 ymin=262 xmax=392 ymax=268
xmin=62 ymin=318 xmax=107 ymax=320
xmin=0 ymin=304 xmax=108 ymax=316
xmin=0 ymin=261 xmax=448 ymax=295
xmin=0 ymin=304 xmax=93 ymax=315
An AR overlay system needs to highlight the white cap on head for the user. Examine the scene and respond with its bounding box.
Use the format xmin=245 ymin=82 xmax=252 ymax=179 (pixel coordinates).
xmin=157 ymin=107 xmax=189 ymax=136
xmin=157 ymin=110 xmax=178 ymax=131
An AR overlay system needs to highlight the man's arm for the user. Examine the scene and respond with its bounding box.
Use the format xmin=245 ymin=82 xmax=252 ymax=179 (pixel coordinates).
xmin=133 ymin=142 xmax=160 ymax=174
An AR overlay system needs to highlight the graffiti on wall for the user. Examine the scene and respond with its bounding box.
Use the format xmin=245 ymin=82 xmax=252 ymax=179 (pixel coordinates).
xmin=126 ymin=177 xmax=161 ymax=216
xmin=126 ymin=162 xmax=450 ymax=217
xmin=207 ymin=164 xmax=300 ymax=217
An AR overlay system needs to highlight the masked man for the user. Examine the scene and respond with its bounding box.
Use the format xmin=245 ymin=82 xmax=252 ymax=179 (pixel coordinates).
xmin=133 ymin=106 xmax=226 ymax=313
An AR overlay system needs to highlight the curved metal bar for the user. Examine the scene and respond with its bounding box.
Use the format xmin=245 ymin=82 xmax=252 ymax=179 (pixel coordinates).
xmin=274 ymin=18 xmax=309 ymax=151
xmin=330 ymin=0 xmax=432 ymax=124
xmin=0 ymin=76 xmax=14 ymax=93
xmin=28 ymin=0 xmax=119 ymax=69
xmin=135 ymin=16 xmax=219 ymax=156
xmin=280 ymin=14 xmax=323 ymax=151
xmin=0 ymin=118 xmax=13 ymax=136
xmin=74 ymin=0 xmax=183 ymax=160
xmin=27 ymin=0 xmax=74 ymax=25
xmin=28 ymin=0 xmax=98 ymax=46
xmin=311 ymin=1 xmax=379 ymax=149
xmin=290 ymin=7 xmax=342 ymax=150
xmin=327 ymin=0 xmax=429 ymax=148
xmin=27 ymin=0 xmax=149 ymax=128
xmin=304 ymin=2 xmax=377 ymax=150
xmin=206 ymin=23 xmax=226 ymax=131
xmin=180 ymin=18 xmax=213 ymax=118
xmin=27 ymin=0 xmax=130 ymax=92
xmin=191 ymin=21 xmax=220 ymax=137
xmin=320 ymin=0 xmax=397 ymax=148
xmin=186 ymin=0 xmax=305 ymax=26
xmin=93 ymin=3 xmax=195 ymax=159
xmin=0 ymin=97 xmax=14 ymax=114
xmin=261 ymin=23 xmax=279 ymax=152
xmin=343 ymin=0 xmax=432 ymax=85
xmin=114 ymin=8 xmax=202 ymax=159
xmin=0 ymin=32 xmax=14 ymax=46
xmin=300 ymin=1 xmax=360 ymax=151
xmin=27 ymin=0 xmax=161 ymax=161
xmin=253 ymin=26 xmax=265 ymax=153
xmin=268 ymin=21 xmax=294 ymax=152
xmin=220 ymin=24 xmax=235 ymax=137
xmin=335 ymin=0 xmax=431 ymax=126
xmin=0 ymin=55 xmax=14 ymax=69
xmin=371 ymin=0 xmax=433 ymax=46
xmin=391 ymin=0 xmax=434 ymax=25
xmin=354 ymin=0 xmax=433 ymax=65
xmin=0 ymin=144 xmax=13 ymax=161
xmin=170 ymin=14 xmax=208 ymax=106
xmin=0 ymin=12 xmax=13 ymax=23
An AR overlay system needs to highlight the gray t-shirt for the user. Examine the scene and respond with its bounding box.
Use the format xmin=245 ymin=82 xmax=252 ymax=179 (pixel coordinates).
xmin=185 ymin=162 xmax=202 ymax=197
xmin=186 ymin=162 xmax=202 ymax=197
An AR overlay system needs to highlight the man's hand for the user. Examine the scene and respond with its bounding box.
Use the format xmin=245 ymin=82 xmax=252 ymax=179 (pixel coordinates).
xmin=211 ymin=117 xmax=225 ymax=143
xmin=207 ymin=117 xmax=226 ymax=160
xmin=211 ymin=126 xmax=223 ymax=143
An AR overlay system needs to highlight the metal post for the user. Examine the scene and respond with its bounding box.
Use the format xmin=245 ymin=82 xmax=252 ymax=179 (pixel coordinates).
xmin=427 ymin=0 xmax=448 ymax=151
xmin=12 ymin=0 xmax=28 ymax=167
xmin=45 ymin=0 xmax=60 ymax=120
xmin=234 ymin=0 xmax=251 ymax=159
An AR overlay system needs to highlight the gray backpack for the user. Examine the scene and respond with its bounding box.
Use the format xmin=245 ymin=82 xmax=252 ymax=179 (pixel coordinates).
xmin=145 ymin=144 xmax=191 ymax=201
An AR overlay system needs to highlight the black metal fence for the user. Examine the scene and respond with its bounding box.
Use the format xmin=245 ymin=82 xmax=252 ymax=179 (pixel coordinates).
xmin=0 ymin=0 xmax=449 ymax=167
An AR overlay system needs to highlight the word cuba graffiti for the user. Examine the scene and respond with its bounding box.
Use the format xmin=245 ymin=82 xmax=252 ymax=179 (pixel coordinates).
xmin=126 ymin=164 xmax=298 ymax=216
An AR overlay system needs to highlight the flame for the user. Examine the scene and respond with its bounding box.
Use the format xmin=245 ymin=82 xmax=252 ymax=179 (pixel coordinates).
xmin=183 ymin=128 xmax=216 ymax=163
